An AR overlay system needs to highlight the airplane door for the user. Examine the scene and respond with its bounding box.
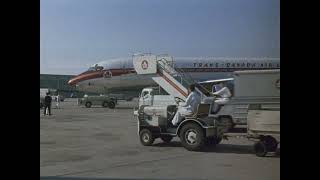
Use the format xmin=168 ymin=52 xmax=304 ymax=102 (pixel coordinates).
xmin=103 ymin=70 xmax=112 ymax=78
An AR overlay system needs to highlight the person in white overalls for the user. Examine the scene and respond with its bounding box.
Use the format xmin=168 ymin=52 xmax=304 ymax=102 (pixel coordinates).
xmin=171 ymin=84 xmax=201 ymax=126
xmin=55 ymin=94 xmax=60 ymax=109
xmin=212 ymin=82 xmax=232 ymax=113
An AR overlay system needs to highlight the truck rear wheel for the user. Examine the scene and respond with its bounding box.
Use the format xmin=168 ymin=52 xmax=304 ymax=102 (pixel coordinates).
xmin=85 ymin=102 xmax=92 ymax=108
xmin=108 ymin=101 xmax=116 ymax=109
xmin=179 ymin=123 xmax=205 ymax=151
xmin=139 ymin=129 xmax=155 ymax=146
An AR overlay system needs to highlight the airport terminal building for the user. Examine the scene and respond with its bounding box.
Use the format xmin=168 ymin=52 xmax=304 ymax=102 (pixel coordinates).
xmin=40 ymin=74 xmax=80 ymax=97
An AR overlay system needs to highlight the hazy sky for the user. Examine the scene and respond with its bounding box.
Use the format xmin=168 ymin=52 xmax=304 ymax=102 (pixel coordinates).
xmin=40 ymin=0 xmax=280 ymax=75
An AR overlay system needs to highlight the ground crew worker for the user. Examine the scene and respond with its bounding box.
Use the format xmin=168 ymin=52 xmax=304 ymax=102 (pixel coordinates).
xmin=55 ymin=94 xmax=60 ymax=109
xmin=44 ymin=92 xmax=52 ymax=116
xmin=171 ymin=84 xmax=201 ymax=126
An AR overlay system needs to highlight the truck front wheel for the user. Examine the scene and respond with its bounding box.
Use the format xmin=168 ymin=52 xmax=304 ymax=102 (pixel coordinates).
xmin=139 ymin=129 xmax=155 ymax=146
xmin=179 ymin=123 xmax=205 ymax=151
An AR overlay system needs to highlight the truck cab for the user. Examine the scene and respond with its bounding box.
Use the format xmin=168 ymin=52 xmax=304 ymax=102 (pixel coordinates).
xmin=138 ymin=87 xmax=176 ymax=108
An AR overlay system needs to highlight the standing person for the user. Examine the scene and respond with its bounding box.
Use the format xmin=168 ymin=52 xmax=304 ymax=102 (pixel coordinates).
xmin=55 ymin=93 xmax=60 ymax=109
xmin=171 ymin=84 xmax=201 ymax=126
xmin=44 ymin=92 xmax=52 ymax=116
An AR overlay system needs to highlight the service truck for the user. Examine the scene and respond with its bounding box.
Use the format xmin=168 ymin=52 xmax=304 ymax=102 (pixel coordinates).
xmin=134 ymin=86 xmax=229 ymax=151
xmin=132 ymin=54 xmax=230 ymax=151
xmin=78 ymin=95 xmax=117 ymax=109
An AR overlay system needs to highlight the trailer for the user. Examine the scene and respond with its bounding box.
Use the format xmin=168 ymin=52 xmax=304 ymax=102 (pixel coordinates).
xmin=247 ymin=103 xmax=280 ymax=157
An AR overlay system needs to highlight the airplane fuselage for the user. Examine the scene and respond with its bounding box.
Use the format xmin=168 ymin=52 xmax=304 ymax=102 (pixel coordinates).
xmin=68 ymin=57 xmax=280 ymax=94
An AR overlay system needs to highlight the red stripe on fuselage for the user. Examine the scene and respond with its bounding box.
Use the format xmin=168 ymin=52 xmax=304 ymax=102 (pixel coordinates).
xmin=68 ymin=69 xmax=135 ymax=85
xmin=69 ymin=67 xmax=279 ymax=85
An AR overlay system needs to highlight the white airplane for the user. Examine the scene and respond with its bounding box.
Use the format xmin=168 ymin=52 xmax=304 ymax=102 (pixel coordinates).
xmin=68 ymin=56 xmax=280 ymax=94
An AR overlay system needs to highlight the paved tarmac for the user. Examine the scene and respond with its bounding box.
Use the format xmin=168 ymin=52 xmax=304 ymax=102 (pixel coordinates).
xmin=40 ymin=98 xmax=279 ymax=180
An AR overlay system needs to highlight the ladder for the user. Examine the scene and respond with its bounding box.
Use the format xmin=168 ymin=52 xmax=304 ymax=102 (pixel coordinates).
xmin=133 ymin=54 xmax=211 ymax=101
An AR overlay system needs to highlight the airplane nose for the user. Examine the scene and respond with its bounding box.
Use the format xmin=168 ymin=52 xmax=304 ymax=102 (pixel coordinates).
xmin=68 ymin=70 xmax=104 ymax=86
xmin=68 ymin=78 xmax=76 ymax=86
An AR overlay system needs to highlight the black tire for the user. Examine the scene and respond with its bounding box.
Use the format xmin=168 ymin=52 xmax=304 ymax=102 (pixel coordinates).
xmin=85 ymin=102 xmax=92 ymax=108
xmin=179 ymin=123 xmax=205 ymax=151
xmin=264 ymin=136 xmax=278 ymax=152
xmin=102 ymin=101 xmax=108 ymax=108
xmin=139 ymin=129 xmax=155 ymax=146
xmin=205 ymin=136 xmax=222 ymax=146
xmin=160 ymin=135 xmax=173 ymax=143
xmin=254 ymin=141 xmax=267 ymax=157
xmin=108 ymin=101 xmax=116 ymax=109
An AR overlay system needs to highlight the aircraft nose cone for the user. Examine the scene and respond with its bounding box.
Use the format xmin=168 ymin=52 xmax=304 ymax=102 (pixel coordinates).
xmin=68 ymin=78 xmax=76 ymax=85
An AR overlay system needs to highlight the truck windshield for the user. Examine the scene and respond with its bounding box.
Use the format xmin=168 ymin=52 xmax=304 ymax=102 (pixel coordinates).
xmin=87 ymin=67 xmax=96 ymax=71
xmin=141 ymin=91 xmax=149 ymax=97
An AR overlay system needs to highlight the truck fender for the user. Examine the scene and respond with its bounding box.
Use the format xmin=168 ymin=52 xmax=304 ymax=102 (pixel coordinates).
xmin=176 ymin=119 xmax=209 ymax=137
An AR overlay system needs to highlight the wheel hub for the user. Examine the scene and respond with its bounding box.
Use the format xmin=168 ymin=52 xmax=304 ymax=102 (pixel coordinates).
xmin=185 ymin=129 xmax=197 ymax=145
xmin=142 ymin=133 xmax=150 ymax=142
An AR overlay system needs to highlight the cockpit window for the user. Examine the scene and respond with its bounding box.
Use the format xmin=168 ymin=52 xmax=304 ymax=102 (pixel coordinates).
xmin=87 ymin=67 xmax=96 ymax=71
xmin=87 ymin=65 xmax=104 ymax=72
